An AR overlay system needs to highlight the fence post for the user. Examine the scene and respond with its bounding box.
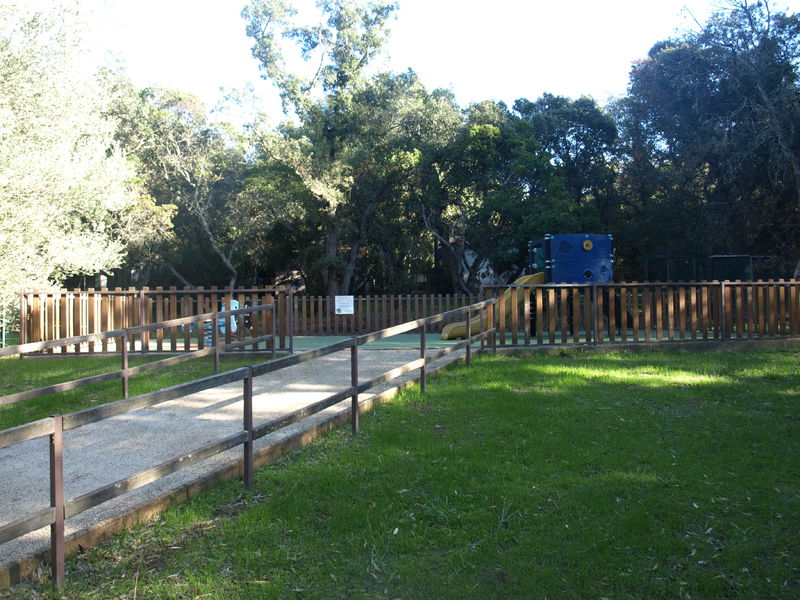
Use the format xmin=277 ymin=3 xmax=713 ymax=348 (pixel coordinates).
xmin=19 ymin=292 xmax=27 ymax=347
xmin=243 ymin=367 xmax=254 ymax=489
xmin=490 ymin=301 xmax=497 ymax=355
xmin=480 ymin=302 xmax=486 ymax=353
xmin=50 ymin=415 xmax=65 ymax=589
xmin=720 ymin=281 xmax=727 ymax=341
xmin=466 ymin=306 xmax=472 ymax=367
xmin=289 ymin=290 xmax=295 ymax=355
xmin=420 ymin=321 xmax=427 ymax=393
xmin=351 ymin=341 xmax=359 ymax=435
xmin=139 ymin=289 xmax=147 ymax=356
xmin=212 ymin=312 xmax=220 ymax=373
xmin=592 ymin=284 xmax=600 ymax=345
xmin=121 ymin=331 xmax=129 ymax=398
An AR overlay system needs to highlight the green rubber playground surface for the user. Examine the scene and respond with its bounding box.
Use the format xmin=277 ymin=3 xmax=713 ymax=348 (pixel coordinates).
xmin=292 ymin=333 xmax=463 ymax=351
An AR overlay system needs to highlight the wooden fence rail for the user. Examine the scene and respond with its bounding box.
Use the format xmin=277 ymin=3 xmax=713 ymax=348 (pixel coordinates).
xmin=0 ymin=298 xmax=497 ymax=589
xmin=0 ymin=305 xmax=277 ymax=407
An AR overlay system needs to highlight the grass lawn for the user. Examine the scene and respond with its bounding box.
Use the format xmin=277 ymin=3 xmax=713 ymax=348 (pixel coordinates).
xmin=3 ymin=349 xmax=799 ymax=599
xmin=0 ymin=353 xmax=271 ymax=431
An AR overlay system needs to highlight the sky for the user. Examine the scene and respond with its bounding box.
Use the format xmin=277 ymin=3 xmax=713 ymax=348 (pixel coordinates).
xmin=80 ymin=0 xmax=798 ymax=123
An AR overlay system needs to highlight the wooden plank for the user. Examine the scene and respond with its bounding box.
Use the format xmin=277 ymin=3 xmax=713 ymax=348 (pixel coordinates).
xmin=86 ymin=289 xmax=96 ymax=353
xmin=768 ymin=282 xmax=778 ymax=337
xmin=511 ymin=287 xmax=519 ymax=345
xmin=72 ymin=289 xmax=81 ymax=353
xmin=546 ymin=288 xmax=555 ymax=344
xmin=651 ymin=285 xmax=661 ymax=341
xmin=59 ymin=292 xmax=68 ymax=352
xmin=660 ymin=286 xmax=670 ymax=341
xmin=734 ymin=284 xmax=745 ymax=339
xmin=791 ymin=284 xmax=800 ymax=335
xmin=572 ymin=287 xmax=581 ymax=343
xmin=700 ymin=286 xmax=709 ymax=340
xmin=64 ymin=368 xmax=249 ymax=431
xmin=607 ymin=287 xmax=616 ymax=343
xmin=642 ymin=287 xmax=651 ymax=342
xmin=279 ymin=291 xmax=287 ymax=348
xmin=154 ymin=288 xmax=163 ymax=352
xmin=535 ymin=287 xmax=544 ymax=345
xmin=523 ymin=288 xmax=531 ymax=346
xmin=559 ymin=287 xmax=569 ymax=344
xmin=0 ymin=370 xmax=122 ymax=406
xmin=0 ymin=417 xmax=56 ymax=449
xmin=630 ymin=286 xmax=639 ymax=341
xmin=618 ymin=286 xmax=628 ymax=343
xmin=582 ymin=285 xmax=592 ymax=343
xmin=724 ymin=283 xmax=734 ymax=340
xmin=757 ymin=283 xmax=766 ymax=337
xmin=777 ymin=282 xmax=787 ymax=336
xmin=596 ymin=286 xmax=605 ymax=343
xmin=498 ymin=289 xmax=506 ymax=345
xmin=65 ymin=430 xmax=249 ymax=518
xmin=676 ymin=286 xmax=686 ymax=340
xmin=0 ymin=508 xmax=56 ymax=546
xmin=169 ymin=287 xmax=178 ymax=351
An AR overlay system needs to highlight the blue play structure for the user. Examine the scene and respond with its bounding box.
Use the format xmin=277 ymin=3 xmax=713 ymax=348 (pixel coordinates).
xmin=528 ymin=234 xmax=613 ymax=283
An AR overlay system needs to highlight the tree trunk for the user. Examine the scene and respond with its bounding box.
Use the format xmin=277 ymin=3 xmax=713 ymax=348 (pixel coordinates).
xmin=322 ymin=217 xmax=340 ymax=297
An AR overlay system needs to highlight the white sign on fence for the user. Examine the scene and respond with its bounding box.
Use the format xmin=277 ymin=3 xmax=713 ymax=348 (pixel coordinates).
xmin=335 ymin=295 xmax=355 ymax=315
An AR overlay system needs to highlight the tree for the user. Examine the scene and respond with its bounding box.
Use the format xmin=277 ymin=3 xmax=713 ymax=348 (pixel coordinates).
xmin=0 ymin=3 xmax=169 ymax=310
xmin=244 ymin=0 xmax=403 ymax=295
xmin=514 ymin=94 xmax=617 ymax=211
xmin=112 ymin=87 xmax=251 ymax=288
xmin=410 ymin=101 xmax=580 ymax=291
xmin=619 ymin=0 xmax=800 ymax=277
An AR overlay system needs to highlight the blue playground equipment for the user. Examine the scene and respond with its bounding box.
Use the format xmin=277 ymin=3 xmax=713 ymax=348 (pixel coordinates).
xmin=528 ymin=233 xmax=613 ymax=283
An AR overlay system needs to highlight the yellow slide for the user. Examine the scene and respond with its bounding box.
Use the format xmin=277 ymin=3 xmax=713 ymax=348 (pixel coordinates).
xmin=441 ymin=272 xmax=545 ymax=339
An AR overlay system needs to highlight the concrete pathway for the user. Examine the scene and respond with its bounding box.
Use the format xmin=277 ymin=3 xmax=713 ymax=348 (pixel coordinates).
xmin=0 ymin=344 xmax=466 ymax=578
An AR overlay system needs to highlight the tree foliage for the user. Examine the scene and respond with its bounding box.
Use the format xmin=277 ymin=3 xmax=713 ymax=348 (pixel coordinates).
xmin=0 ymin=3 xmax=170 ymax=309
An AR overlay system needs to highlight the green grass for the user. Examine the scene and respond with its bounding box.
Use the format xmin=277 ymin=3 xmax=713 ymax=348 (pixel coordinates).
xmin=0 ymin=354 xmax=270 ymax=431
xmin=3 ymin=349 xmax=799 ymax=599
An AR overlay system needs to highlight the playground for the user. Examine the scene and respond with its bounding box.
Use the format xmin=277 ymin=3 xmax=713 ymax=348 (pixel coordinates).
xmin=1 ymin=233 xmax=799 ymax=595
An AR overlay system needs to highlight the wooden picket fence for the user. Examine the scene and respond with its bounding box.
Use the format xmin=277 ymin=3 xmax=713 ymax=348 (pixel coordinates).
xmin=483 ymin=280 xmax=800 ymax=345
xmin=291 ymin=294 xmax=479 ymax=336
xmin=20 ymin=287 xmax=293 ymax=352
xmin=21 ymin=280 xmax=800 ymax=352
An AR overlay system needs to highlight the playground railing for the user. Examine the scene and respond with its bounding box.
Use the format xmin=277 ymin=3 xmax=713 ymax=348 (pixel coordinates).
xmin=480 ymin=279 xmax=800 ymax=346
xmin=19 ymin=287 xmax=293 ymax=353
xmin=0 ymin=304 xmax=279 ymax=407
xmin=0 ymin=297 xmax=496 ymax=589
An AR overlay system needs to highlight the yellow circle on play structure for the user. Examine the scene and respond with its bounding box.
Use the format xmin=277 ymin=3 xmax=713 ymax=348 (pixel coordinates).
xmin=582 ymin=240 xmax=594 ymax=251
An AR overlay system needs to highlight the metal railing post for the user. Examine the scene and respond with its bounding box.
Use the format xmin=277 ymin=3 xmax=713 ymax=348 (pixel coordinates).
xmin=351 ymin=341 xmax=359 ymax=434
xmin=50 ymin=415 xmax=65 ymax=589
xmin=121 ymin=331 xmax=129 ymax=398
xmin=243 ymin=367 xmax=254 ymax=489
